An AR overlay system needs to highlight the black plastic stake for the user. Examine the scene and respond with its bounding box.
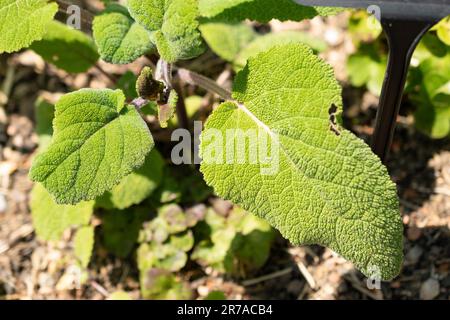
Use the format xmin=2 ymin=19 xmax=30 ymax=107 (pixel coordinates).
xmin=294 ymin=0 xmax=450 ymax=163
xmin=371 ymin=19 xmax=436 ymax=162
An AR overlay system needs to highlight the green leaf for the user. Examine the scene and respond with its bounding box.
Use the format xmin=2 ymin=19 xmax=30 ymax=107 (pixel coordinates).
xmin=30 ymin=183 xmax=94 ymax=241
xmin=229 ymin=209 xmax=275 ymax=273
xmin=0 ymin=0 xmax=58 ymax=53
xmin=138 ymin=242 xmax=188 ymax=272
xmin=30 ymin=21 xmax=99 ymax=73
xmin=412 ymin=54 xmax=450 ymax=138
xmin=200 ymin=44 xmax=403 ymax=280
xmin=348 ymin=11 xmax=382 ymax=45
xmin=414 ymin=101 xmax=450 ymax=139
xmin=192 ymin=228 xmax=236 ymax=273
xmin=35 ymin=97 xmax=55 ymax=152
xmin=347 ymin=44 xmax=387 ymax=96
xmin=204 ymin=291 xmax=226 ymax=300
xmin=234 ymin=30 xmax=327 ymax=71
xmin=192 ymin=208 xmax=274 ymax=275
xmin=158 ymin=204 xmax=193 ymax=234
xmin=140 ymin=269 xmax=191 ymax=300
xmin=136 ymin=67 xmax=164 ymax=100
xmin=117 ymin=71 xmax=139 ymax=99
xmin=435 ymin=17 xmax=450 ymax=46
xmin=422 ymin=33 xmax=448 ymax=58
xmin=126 ymin=0 xmax=166 ymax=31
xmin=29 ymin=88 xmax=154 ymax=204
xmin=169 ymin=230 xmax=194 ymax=252
xmin=158 ymin=90 xmax=178 ymax=128
xmin=93 ymin=6 xmax=155 ymax=64
xmin=198 ymin=0 xmax=342 ymax=23
xmin=102 ymin=208 xmax=147 ymax=257
xmin=199 ymin=21 xmax=257 ymax=62
xmin=169 ymin=95 xmax=203 ymax=127
xmin=128 ymin=0 xmax=205 ymax=62
xmin=96 ymin=149 xmax=164 ymax=210
xmin=74 ymin=225 xmax=95 ymax=268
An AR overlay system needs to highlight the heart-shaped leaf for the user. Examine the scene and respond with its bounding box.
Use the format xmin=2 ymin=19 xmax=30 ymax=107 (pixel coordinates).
xmin=30 ymin=89 xmax=154 ymax=204
xmin=200 ymin=44 xmax=403 ymax=280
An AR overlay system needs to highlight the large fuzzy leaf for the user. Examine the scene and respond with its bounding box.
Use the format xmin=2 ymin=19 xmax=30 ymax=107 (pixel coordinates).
xmin=93 ymin=6 xmax=155 ymax=64
xmin=31 ymin=21 xmax=99 ymax=73
xmin=199 ymin=22 xmax=257 ymax=62
xmin=30 ymin=89 xmax=154 ymax=204
xmin=200 ymin=44 xmax=403 ymax=280
xmin=234 ymin=30 xmax=327 ymax=70
xmin=0 ymin=0 xmax=58 ymax=53
xmin=128 ymin=0 xmax=205 ymax=62
xmin=198 ymin=0 xmax=342 ymax=23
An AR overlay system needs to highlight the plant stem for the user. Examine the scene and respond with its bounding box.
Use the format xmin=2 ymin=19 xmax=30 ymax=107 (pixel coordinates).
xmin=177 ymin=68 xmax=232 ymax=100
xmin=131 ymin=97 xmax=149 ymax=110
xmin=173 ymin=82 xmax=189 ymax=130
xmin=93 ymin=63 xmax=117 ymax=84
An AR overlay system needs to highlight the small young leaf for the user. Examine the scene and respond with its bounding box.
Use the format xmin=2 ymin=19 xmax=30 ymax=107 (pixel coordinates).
xmin=74 ymin=225 xmax=95 ymax=268
xmin=128 ymin=0 xmax=205 ymax=62
xmin=158 ymin=204 xmax=189 ymax=234
xmin=192 ymin=208 xmax=274 ymax=274
xmin=30 ymin=183 xmax=94 ymax=241
xmin=30 ymin=89 xmax=154 ymax=204
xmin=234 ymin=30 xmax=327 ymax=70
xmin=93 ymin=6 xmax=155 ymax=64
xmin=200 ymin=44 xmax=403 ymax=280
xmin=126 ymin=0 xmax=166 ymax=31
xmin=96 ymin=148 xmax=164 ymax=210
xmin=0 ymin=0 xmax=58 ymax=53
xmin=158 ymin=90 xmax=178 ymax=128
xmin=139 ymin=243 xmax=188 ymax=272
xmin=140 ymin=268 xmax=192 ymax=300
xmin=30 ymin=21 xmax=99 ymax=73
xmin=199 ymin=21 xmax=257 ymax=62
xmin=169 ymin=230 xmax=194 ymax=252
xmin=136 ymin=67 xmax=164 ymax=101
xmin=198 ymin=0 xmax=342 ymax=23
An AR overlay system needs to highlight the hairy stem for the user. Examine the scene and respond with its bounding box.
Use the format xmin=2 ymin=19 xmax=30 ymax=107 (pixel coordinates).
xmin=93 ymin=63 xmax=117 ymax=84
xmin=131 ymin=97 xmax=149 ymax=110
xmin=177 ymin=68 xmax=232 ymax=100
xmin=173 ymin=82 xmax=189 ymax=130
